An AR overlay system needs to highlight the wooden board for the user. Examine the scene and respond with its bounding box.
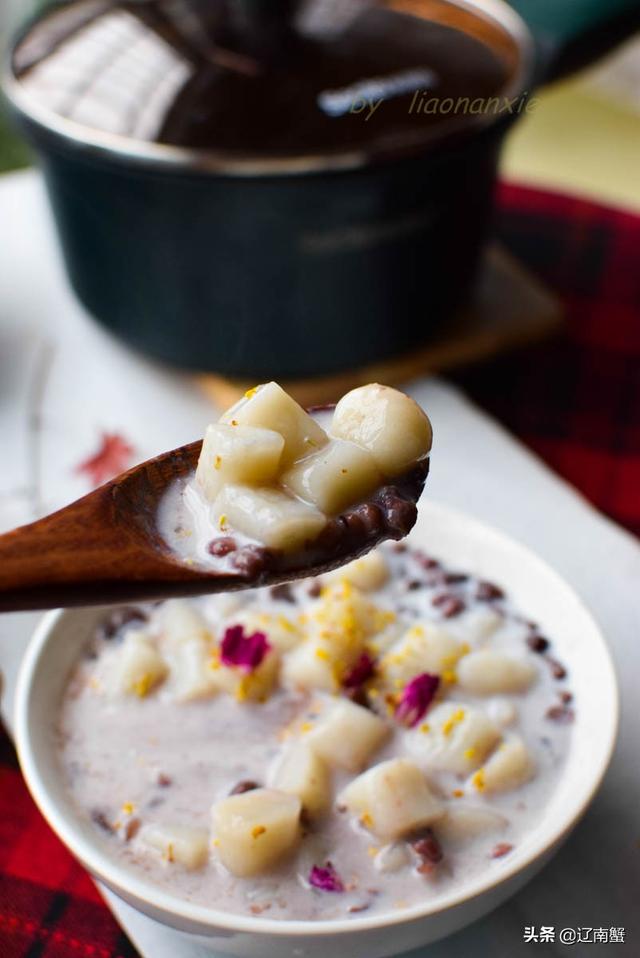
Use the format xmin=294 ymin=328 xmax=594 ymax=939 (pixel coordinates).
xmin=198 ymin=245 xmax=562 ymax=409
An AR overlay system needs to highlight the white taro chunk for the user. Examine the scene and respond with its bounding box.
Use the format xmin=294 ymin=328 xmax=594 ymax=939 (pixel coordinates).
xmin=408 ymin=702 xmax=500 ymax=774
xmin=282 ymin=439 xmax=382 ymax=515
xmin=214 ymin=484 xmax=326 ymax=551
xmin=104 ymin=630 xmax=167 ymax=698
xmin=338 ymin=759 xmax=443 ymax=841
xmin=374 ymin=842 xmax=412 ymax=874
xmin=205 ymin=592 xmax=244 ymax=619
xmin=282 ymin=582 xmax=383 ymax=692
xmin=281 ymin=641 xmax=340 ymax=693
xmin=487 ymin=698 xmax=519 ymax=728
xmin=457 ymin=650 xmax=537 ymax=695
xmin=139 ymin=823 xmax=209 ymax=870
xmin=167 ymin=639 xmax=220 ymax=702
xmin=322 ymin=549 xmax=389 ymax=592
xmin=331 ymin=383 xmax=432 ymax=477
xmin=306 ymin=581 xmax=384 ymax=646
xmin=381 ymin=623 xmax=465 ymax=686
xmin=220 ymin=381 xmax=328 ymax=467
xmin=211 ymin=644 xmax=280 ymax=703
xmin=195 ymin=423 xmax=285 ymax=502
xmin=271 ymin=742 xmax=332 ymax=818
xmin=458 ymin=606 xmax=503 ymax=644
xmin=471 ymin=736 xmax=535 ymax=794
xmin=212 ymin=788 xmax=301 ymax=877
xmin=161 ymin=599 xmax=212 ymax=650
xmin=437 ymin=805 xmax=508 ymax=847
xmin=306 ymin=698 xmax=389 ymax=771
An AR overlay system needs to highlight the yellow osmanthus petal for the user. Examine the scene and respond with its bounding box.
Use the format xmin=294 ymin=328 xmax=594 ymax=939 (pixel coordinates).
xmin=360 ymin=811 xmax=374 ymax=829
xmin=133 ymin=674 xmax=152 ymax=698
xmin=471 ymin=768 xmax=486 ymax=792
xmin=442 ymin=708 xmax=466 ymax=736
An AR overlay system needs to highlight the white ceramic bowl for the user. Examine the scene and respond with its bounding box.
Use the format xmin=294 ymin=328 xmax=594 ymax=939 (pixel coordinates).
xmin=14 ymin=502 xmax=618 ymax=958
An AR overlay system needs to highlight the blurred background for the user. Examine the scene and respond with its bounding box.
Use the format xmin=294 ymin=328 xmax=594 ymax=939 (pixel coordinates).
xmin=1 ymin=5 xmax=639 ymax=958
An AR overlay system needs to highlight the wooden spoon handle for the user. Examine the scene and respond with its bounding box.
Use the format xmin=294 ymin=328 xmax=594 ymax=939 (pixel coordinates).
xmin=0 ymin=487 xmax=163 ymax=612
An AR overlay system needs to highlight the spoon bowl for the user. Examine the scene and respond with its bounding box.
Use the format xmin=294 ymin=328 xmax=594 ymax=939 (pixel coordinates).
xmin=0 ymin=437 xmax=428 ymax=612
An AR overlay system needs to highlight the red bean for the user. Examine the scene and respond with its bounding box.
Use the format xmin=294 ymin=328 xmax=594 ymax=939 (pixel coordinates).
xmin=230 ymin=780 xmax=260 ymax=795
xmin=546 ymin=705 xmax=574 ymax=724
xmin=411 ymin=829 xmax=443 ymax=865
xmin=527 ymin=634 xmax=550 ymax=654
xmin=432 ymin=593 xmax=466 ymax=618
xmin=207 ymin=537 xmax=237 ymax=557
xmin=476 ymin=581 xmax=504 ymax=601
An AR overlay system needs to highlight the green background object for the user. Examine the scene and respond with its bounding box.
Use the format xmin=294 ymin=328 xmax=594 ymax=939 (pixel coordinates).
xmin=509 ymin=0 xmax=638 ymax=44
xmin=0 ymin=109 xmax=30 ymax=172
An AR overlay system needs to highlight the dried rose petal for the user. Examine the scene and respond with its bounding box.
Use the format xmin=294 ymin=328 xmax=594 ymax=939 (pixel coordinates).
xmin=343 ymin=653 xmax=376 ymax=689
xmin=309 ymin=862 xmax=344 ymax=893
xmin=220 ymin=625 xmax=271 ymax=671
xmin=396 ymin=673 xmax=440 ymax=727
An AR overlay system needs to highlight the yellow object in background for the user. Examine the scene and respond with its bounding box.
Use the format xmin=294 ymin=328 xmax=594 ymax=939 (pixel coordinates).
xmin=502 ymin=36 xmax=640 ymax=212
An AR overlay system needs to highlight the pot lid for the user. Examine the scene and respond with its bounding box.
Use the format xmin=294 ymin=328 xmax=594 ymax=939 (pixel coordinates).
xmin=8 ymin=0 xmax=530 ymax=173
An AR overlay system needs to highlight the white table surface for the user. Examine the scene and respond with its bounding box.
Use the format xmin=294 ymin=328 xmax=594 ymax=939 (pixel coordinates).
xmin=0 ymin=170 xmax=638 ymax=957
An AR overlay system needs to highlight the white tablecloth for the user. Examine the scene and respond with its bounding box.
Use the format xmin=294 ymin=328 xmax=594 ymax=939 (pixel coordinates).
xmin=0 ymin=171 xmax=638 ymax=957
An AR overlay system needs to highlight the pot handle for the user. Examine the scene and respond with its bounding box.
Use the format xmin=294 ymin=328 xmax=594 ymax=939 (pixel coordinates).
xmin=509 ymin=0 xmax=640 ymax=82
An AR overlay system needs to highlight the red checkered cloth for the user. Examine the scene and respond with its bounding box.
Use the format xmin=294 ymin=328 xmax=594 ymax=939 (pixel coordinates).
xmin=0 ymin=183 xmax=639 ymax=957
xmin=456 ymin=183 xmax=640 ymax=538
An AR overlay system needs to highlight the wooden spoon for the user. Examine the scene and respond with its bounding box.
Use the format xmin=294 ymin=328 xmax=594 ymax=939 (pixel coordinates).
xmin=0 ymin=440 xmax=428 ymax=612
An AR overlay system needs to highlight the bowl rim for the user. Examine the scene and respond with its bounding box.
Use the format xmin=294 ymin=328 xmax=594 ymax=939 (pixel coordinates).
xmin=2 ymin=0 xmax=534 ymax=177
xmin=14 ymin=502 xmax=619 ymax=939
